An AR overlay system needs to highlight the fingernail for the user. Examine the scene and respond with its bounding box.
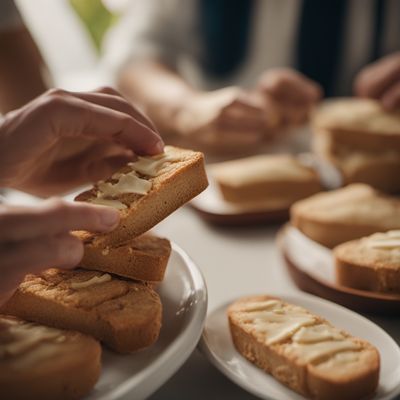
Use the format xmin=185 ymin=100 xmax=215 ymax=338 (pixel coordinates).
xmin=154 ymin=141 xmax=164 ymax=154
xmin=100 ymin=208 xmax=120 ymax=228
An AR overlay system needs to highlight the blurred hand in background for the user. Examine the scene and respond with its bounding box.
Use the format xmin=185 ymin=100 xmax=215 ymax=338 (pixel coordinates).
xmin=257 ymin=68 xmax=323 ymax=127
xmin=355 ymin=52 xmax=400 ymax=111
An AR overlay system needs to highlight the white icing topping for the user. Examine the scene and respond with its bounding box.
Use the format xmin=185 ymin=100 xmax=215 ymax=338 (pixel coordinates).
xmin=129 ymin=152 xmax=179 ymax=177
xmin=90 ymin=148 xmax=180 ymax=206
xmin=88 ymin=197 xmax=127 ymax=209
xmin=239 ymin=300 xmax=316 ymax=345
xmin=286 ymin=339 xmax=360 ymax=363
xmin=292 ymin=325 xmax=344 ymax=344
xmin=0 ymin=319 xmax=63 ymax=358
xmin=70 ymin=273 xmax=112 ymax=289
xmin=98 ymin=172 xmax=151 ymax=196
xmin=366 ymin=230 xmax=400 ymax=249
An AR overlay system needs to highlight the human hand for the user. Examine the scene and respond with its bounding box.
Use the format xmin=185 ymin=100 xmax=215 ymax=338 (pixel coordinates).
xmin=0 ymin=87 xmax=163 ymax=196
xmin=354 ymin=52 xmax=400 ymax=111
xmin=0 ymin=198 xmax=120 ymax=306
xmin=171 ymin=86 xmax=276 ymax=154
xmin=257 ymin=68 xmax=322 ymax=126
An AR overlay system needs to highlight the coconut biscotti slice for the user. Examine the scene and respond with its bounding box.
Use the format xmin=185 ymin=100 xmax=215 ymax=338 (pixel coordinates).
xmin=74 ymin=231 xmax=171 ymax=282
xmin=0 ymin=269 xmax=162 ymax=353
xmin=0 ymin=315 xmax=101 ymax=400
xmin=75 ymin=146 xmax=208 ymax=246
xmin=334 ymin=230 xmax=400 ymax=293
xmin=228 ymin=295 xmax=380 ymax=400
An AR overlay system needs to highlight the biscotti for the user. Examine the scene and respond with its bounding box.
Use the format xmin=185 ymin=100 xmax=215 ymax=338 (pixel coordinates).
xmin=211 ymin=154 xmax=321 ymax=205
xmin=0 ymin=268 xmax=162 ymax=353
xmin=312 ymin=98 xmax=400 ymax=192
xmin=334 ymin=230 xmax=400 ymax=293
xmin=75 ymin=146 xmax=208 ymax=245
xmin=75 ymin=232 xmax=171 ymax=282
xmin=291 ymin=183 xmax=400 ymax=248
xmin=0 ymin=315 xmax=101 ymax=400
xmin=228 ymin=296 xmax=380 ymax=400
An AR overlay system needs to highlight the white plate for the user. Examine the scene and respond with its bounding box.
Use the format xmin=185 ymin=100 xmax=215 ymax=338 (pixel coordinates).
xmin=86 ymin=243 xmax=208 ymax=400
xmin=199 ymin=292 xmax=400 ymax=400
xmin=283 ymin=226 xmax=336 ymax=284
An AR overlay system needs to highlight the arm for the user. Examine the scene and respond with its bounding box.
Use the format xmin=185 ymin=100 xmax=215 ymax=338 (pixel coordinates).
xmin=118 ymin=60 xmax=193 ymax=135
xmin=0 ymin=25 xmax=49 ymax=113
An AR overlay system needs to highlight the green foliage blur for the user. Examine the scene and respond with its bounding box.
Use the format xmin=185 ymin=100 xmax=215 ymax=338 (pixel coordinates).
xmin=69 ymin=0 xmax=118 ymax=52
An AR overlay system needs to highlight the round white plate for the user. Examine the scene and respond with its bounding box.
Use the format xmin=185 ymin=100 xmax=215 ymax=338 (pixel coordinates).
xmin=86 ymin=243 xmax=208 ymax=400
xmin=199 ymin=292 xmax=400 ymax=400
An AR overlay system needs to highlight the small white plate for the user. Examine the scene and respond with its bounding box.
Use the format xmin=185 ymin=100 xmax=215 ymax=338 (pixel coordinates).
xmin=86 ymin=243 xmax=208 ymax=400
xmin=199 ymin=292 xmax=400 ymax=400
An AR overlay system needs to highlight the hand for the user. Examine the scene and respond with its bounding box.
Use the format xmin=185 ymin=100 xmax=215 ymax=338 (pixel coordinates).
xmin=172 ymin=87 xmax=276 ymax=154
xmin=354 ymin=52 xmax=400 ymax=110
xmin=257 ymin=68 xmax=322 ymax=126
xmin=0 ymin=87 xmax=163 ymax=196
xmin=0 ymin=198 xmax=120 ymax=306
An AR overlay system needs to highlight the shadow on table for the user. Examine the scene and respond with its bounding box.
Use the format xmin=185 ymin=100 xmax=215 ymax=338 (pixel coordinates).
xmin=149 ymin=349 xmax=258 ymax=400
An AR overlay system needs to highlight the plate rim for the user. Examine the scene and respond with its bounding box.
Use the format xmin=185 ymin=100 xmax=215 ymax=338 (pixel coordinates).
xmin=277 ymin=224 xmax=400 ymax=311
xmin=199 ymin=291 xmax=400 ymax=400
xmin=96 ymin=242 xmax=208 ymax=400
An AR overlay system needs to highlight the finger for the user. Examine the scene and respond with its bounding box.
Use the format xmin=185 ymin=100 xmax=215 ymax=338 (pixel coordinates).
xmin=70 ymin=88 xmax=159 ymax=133
xmin=354 ymin=53 xmax=400 ymax=98
xmin=380 ymin=81 xmax=400 ymax=110
xmin=260 ymin=69 xmax=322 ymax=104
xmin=0 ymin=199 xmax=120 ymax=242
xmin=0 ymin=233 xmax=83 ymax=292
xmin=38 ymin=91 xmax=164 ymax=155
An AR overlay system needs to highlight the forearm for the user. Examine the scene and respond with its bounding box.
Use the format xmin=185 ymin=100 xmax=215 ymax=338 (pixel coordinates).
xmin=118 ymin=60 xmax=195 ymax=134
xmin=0 ymin=27 xmax=49 ymax=113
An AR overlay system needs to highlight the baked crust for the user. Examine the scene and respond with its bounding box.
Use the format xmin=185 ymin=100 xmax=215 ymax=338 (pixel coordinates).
xmin=211 ymin=154 xmax=321 ymax=205
xmin=290 ymin=184 xmax=400 ymax=248
xmin=312 ymin=99 xmax=400 ymax=192
xmin=334 ymin=235 xmax=400 ymax=293
xmin=0 ymin=315 xmax=101 ymax=400
xmin=228 ymin=295 xmax=380 ymax=400
xmin=0 ymin=269 xmax=162 ymax=353
xmin=75 ymin=146 xmax=208 ymax=246
xmin=75 ymin=232 xmax=171 ymax=282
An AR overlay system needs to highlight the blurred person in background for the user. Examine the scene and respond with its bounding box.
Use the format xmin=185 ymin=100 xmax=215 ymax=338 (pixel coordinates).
xmin=0 ymin=0 xmax=49 ymax=113
xmin=103 ymin=0 xmax=400 ymax=155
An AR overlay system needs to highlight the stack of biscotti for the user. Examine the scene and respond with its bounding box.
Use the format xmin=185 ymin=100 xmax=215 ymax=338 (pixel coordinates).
xmin=1 ymin=146 xmax=208 ymax=356
xmin=312 ymin=98 xmax=400 ymax=193
xmin=228 ymin=295 xmax=380 ymax=400
xmin=290 ymin=183 xmax=400 ymax=248
xmin=334 ymin=230 xmax=400 ymax=294
xmin=211 ymin=154 xmax=322 ymax=210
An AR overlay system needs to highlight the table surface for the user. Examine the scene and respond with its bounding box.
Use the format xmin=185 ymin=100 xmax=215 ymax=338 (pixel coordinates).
xmin=149 ymin=205 xmax=400 ymax=400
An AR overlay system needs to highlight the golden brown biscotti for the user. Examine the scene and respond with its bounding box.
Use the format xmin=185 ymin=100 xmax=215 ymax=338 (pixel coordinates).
xmin=334 ymin=230 xmax=400 ymax=293
xmin=211 ymin=154 xmax=322 ymax=205
xmin=313 ymin=126 xmax=400 ymax=193
xmin=75 ymin=232 xmax=171 ymax=282
xmin=75 ymin=146 xmax=208 ymax=246
xmin=0 ymin=269 xmax=162 ymax=353
xmin=228 ymin=296 xmax=380 ymax=400
xmin=0 ymin=315 xmax=101 ymax=400
xmin=312 ymin=98 xmax=400 ymax=193
xmin=290 ymin=183 xmax=400 ymax=248
xmin=312 ymin=98 xmax=400 ymax=152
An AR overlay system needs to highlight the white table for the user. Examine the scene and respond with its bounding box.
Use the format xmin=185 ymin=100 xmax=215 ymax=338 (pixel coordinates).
xmin=150 ymin=206 xmax=400 ymax=400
